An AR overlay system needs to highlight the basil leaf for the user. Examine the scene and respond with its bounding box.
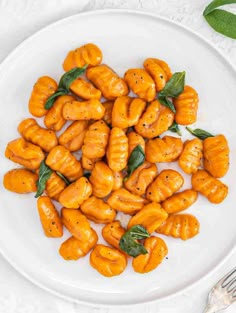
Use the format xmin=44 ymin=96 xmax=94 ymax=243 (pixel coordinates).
xmin=159 ymin=95 xmax=176 ymax=113
xmin=186 ymin=127 xmax=214 ymax=140
xmin=127 ymin=145 xmax=145 ymax=178
xmin=119 ymin=225 xmax=150 ymax=257
xmin=35 ymin=160 xmax=53 ymax=198
xmin=44 ymin=88 xmax=68 ymax=109
xmin=159 ymin=71 xmax=185 ymax=98
xmin=58 ymin=64 xmax=88 ymax=90
xmin=203 ymin=0 xmax=236 ymax=39
xmin=56 ymin=171 xmax=70 ymax=185
xmin=169 ymin=121 xmax=182 ymax=136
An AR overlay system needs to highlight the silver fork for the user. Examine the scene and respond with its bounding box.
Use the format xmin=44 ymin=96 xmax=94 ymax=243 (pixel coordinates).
xmin=204 ymin=267 xmax=236 ymax=312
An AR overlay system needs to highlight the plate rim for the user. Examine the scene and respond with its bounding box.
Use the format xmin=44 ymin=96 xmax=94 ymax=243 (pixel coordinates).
xmin=0 ymin=8 xmax=236 ymax=307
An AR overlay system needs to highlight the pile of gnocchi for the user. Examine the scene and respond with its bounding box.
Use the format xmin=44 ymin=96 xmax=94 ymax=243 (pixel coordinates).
xmin=3 ymin=43 xmax=229 ymax=277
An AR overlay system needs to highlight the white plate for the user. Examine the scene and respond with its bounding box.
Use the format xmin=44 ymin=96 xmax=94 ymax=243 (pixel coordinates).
xmin=0 ymin=9 xmax=236 ymax=307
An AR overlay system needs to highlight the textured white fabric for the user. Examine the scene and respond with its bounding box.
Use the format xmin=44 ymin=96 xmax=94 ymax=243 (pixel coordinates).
xmin=0 ymin=1 xmax=235 ymax=312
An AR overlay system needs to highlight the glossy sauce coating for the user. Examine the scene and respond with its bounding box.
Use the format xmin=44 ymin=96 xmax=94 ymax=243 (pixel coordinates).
xmin=128 ymin=202 xmax=168 ymax=234
xmin=5 ymin=138 xmax=44 ymax=170
xmin=124 ymin=68 xmax=156 ymax=101
xmin=135 ymin=100 xmax=174 ymax=138
xmin=90 ymin=244 xmax=127 ymax=277
xmin=87 ymin=65 xmax=129 ymax=100
xmin=178 ymin=138 xmax=203 ymax=174
xmin=102 ymin=101 xmax=113 ymax=126
xmin=132 ymin=237 xmax=168 ymax=273
xmin=162 ymin=189 xmax=198 ymax=214
xmin=63 ymin=43 xmax=103 ymax=71
xmin=203 ymin=135 xmax=229 ymax=178
xmin=70 ymin=78 xmax=101 ymax=100
xmin=37 ymin=196 xmax=63 ymax=237
xmin=173 ymin=85 xmax=199 ymax=125
xmin=191 ymin=170 xmax=228 ymax=204
xmin=124 ymin=162 xmax=158 ymax=196
xmin=102 ymin=221 xmax=126 ymax=250
xmin=18 ymin=118 xmax=58 ymax=152
xmin=59 ymin=177 xmax=92 ymax=209
xmin=146 ymin=136 xmax=183 ymax=163
xmin=28 ymin=76 xmax=58 ymax=117
xmin=46 ymin=145 xmax=83 ymax=182
xmin=156 ymin=214 xmax=200 ymax=240
xmin=146 ymin=169 xmax=184 ymax=202
xmin=127 ymin=131 xmax=145 ymax=157
xmin=81 ymin=196 xmax=116 ymax=224
xmin=4 ymin=168 xmax=38 ymax=193
xmin=45 ymin=172 xmax=66 ymax=200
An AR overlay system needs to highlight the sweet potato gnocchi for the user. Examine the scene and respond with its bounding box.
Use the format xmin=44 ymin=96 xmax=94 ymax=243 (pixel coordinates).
xmin=3 ymin=42 xmax=230 ymax=278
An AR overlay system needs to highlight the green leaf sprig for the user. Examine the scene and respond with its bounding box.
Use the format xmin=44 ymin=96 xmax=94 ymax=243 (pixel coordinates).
xmin=203 ymin=0 xmax=236 ymax=39
xmin=56 ymin=171 xmax=70 ymax=185
xmin=45 ymin=64 xmax=88 ymax=109
xmin=168 ymin=121 xmax=182 ymax=136
xmin=119 ymin=225 xmax=150 ymax=257
xmin=126 ymin=145 xmax=145 ymax=178
xmin=158 ymin=71 xmax=186 ymax=113
xmin=186 ymin=127 xmax=214 ymax=140
xmin=35 ymin=160 xmax=53 ymax=198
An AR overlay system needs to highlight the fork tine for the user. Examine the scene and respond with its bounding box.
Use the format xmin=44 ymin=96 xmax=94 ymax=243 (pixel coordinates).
xmin=220 ymin=267 xmax=236 ymax=288
xmin=227 ymin=277 xmax=236 ymax=292
xmin=231 ymin=286 xmax=236 ymax=299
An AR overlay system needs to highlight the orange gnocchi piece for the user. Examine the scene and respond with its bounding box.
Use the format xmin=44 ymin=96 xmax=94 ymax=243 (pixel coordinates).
xmin=135 ymin=100 xmax=174 ymax=138
xmin=70 ymin=78 xmax=101 ymax=100
xmin=144 ymin=58 xmax=172 ymax=91
xmin=102 ymin=221 xmax=126 ymax=250
xmin=37 ymin=196 xmax=63 ymax=237
xmin=87 ymin=65 xmax=129 ymax=100
xmin=127 ymin=131 xmax=145 ymax=157
xmin=173 ymin=85 xmax=199 ymax=125
xmin=102 ymin=101 xmax=113 ymax=126
xmin=146 ymin=169 xmax=184 ymax=203
xmin=124 ymin=68 xmax=156 ymax=101
xmin=107 ymin=188 xmax=146 ymax=215
xmin=191 ymin=170 xmax=228 ymax=204
xmin=45 ymin=172 xmax=66 ymax=201
xmin=203 ymin=135 xmax=229 ymax=178
xmin=112 ymin=96 xmax=146 ymax=128
xmin=46 ymin=145 xmax=83 ymax=182
xmin=81 ymin=196 xmax=116 ymax=224
xmin=59 ymin=230 xmax=98 ymax=260
xmin=156 ymin=214 xmax=200 ymax=240
xmin=112 ymin=171 xmax=123 ymax=191
xmin=178 ymin=138 xmax=203 ymax=174
xmin=3 ymin=168 xmax=38 ymax=193
xmin=146 ymin=136 xmax=183 ymax=163
xmin=124 ymin=162 xmax=158 ymax=196
xmin=128 ymin=202 xmax=168 ymax=234
xmin=162 ymin=189 xmax=198 ymax=214
xmin=90 ymin=244 xmax=127 ymax=277
xmin=63 ymin=43 xmax=103 ymax=71
xmin=89 ymin=161 xmax=114 ymax=198
xmin=18 ymin=118 xmax=58 ymax=152
xmin=28 ymin=76 xmax=58 ymax=117
xmin=61 ymin=208 xmax=93 ymax=242
xmin=59 ymin=177 xmax=92 ymax=209
xmin=106 ymin=127 xmax=128 ymax=172
xmin=81 ymin=155 xmax=101 ymax=171
xmin=58 ymin=120 xmax=89 ymax=152
xmin=5 ymin=138 xmax=44 ymax=170
xmin=44 ymin=95 xmax=75 ymax=131
xmin=132 ymin=237 xmax=168 ymax=273
xmin=63 ymin=99 xmax=105 ymax=121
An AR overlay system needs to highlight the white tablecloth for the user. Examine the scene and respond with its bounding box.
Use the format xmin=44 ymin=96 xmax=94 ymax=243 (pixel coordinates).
xmin=0 ymin=1 xmax=236 ymax=312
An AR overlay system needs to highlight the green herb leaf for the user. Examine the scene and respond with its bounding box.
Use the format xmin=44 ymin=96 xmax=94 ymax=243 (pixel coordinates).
xmin=35 ymin=160 xmax=53 ymax=198
xmin=58 ymin=64 xmax=88 ymax=90
xmin=56 ymin=171 xmax=70 ymax=185
xmin=159 ymin=95 xmax=176 ymax=113
xmin=186 ymin=127 xmax=214 ymax=140
xmin=126 ymin=145 xmax=145 ymax=178
xmin=119 ymin=225 xmax=150 ymax=257
xmin=203 ymin=0 xmax=236 ymax=39
xmin=168 ymin=121 xmax=182 ymax=136
xmin=159 ymin=71 xmax=185 ymax=98
xmin=44 ymin=88 xmax=68 ymax=109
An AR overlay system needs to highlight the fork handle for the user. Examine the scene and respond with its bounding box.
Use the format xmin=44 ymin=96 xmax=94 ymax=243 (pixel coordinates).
xmin=203 ymin=304 xmax=219 ymax=313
